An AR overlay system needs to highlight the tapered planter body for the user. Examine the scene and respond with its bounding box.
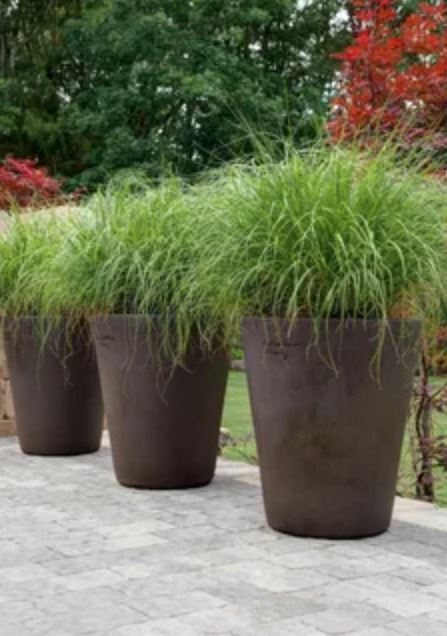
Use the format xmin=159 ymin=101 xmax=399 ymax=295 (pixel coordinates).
xmin=242 ymin=318 xmax=421 ymax=539
xmin=4 ymin=317 xmax=103 ymax=455
xmin=91 ymin=316 xmax=229 ymax=489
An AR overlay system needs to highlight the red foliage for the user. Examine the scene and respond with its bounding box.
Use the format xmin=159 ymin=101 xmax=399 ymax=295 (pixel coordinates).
xmin=0 ymin=157 xmax=66 ymax=211
xmin=428 ymin=326 xmax=447 ymax=375
xmin=329 ymin=1 xmax=447 ymax=147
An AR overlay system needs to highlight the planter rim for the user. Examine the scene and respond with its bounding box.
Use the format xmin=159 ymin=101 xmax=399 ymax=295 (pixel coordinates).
xmin=3 ymin=315 xmax=43 ymax=319
xmin=89 ymin=315 xmax=187 ymax=328
xmin=242 ymin=317 xmax=421 ymax=326
xmin=2 ymin=315 xmax=76 ymax=321
xmin=2 ymin=316 xmax=85 ymax=326
xmin=90 ymin=314 xmax=158 ymax=319
xmin=90 ymin=315 xmax=210 ymax=328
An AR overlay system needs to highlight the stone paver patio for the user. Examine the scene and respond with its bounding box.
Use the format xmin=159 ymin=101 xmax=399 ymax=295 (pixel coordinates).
xmin=1 ymin=436 xmax=447 ymax=635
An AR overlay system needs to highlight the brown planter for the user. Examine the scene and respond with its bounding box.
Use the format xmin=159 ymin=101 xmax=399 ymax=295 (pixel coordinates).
xmin=4 ymin=317 xmax=103 ymax=455
xmin=91 ymin=315 xmax=229 ymax=489
xmin=242 ymin=318 xmax=421 ymax=539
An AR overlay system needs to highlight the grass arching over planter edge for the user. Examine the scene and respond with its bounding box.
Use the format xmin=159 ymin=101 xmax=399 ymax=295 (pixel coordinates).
xmin=41 ymin=179 xmax=233 ymax=365
xmin=193 ymin=144 xmax=447 ymax=362
xmin=0 ymin=214 xmax=73 ymax=346
xmin=1 ymin=145 xmax=446 ymax=366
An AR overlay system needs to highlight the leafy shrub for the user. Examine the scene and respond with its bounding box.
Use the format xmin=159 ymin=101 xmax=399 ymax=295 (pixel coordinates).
xmin=0 ymin=157 xmax=66 ymax=211
xmin=330 ymin=0 xmax=447 ymax=152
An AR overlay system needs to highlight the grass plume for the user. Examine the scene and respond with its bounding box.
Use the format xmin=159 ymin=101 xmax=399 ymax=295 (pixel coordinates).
xmin=194 ymin=145 xmax=447 ymax=334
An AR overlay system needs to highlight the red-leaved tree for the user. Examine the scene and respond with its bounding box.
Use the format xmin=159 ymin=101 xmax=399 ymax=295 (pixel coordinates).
xmin=0 ymin=157 xmax=66 ymax=211
xmin=329 ymin=0 xmax=447 ymax=149
xmin=331 ymin=1 xmax=447 ymax=504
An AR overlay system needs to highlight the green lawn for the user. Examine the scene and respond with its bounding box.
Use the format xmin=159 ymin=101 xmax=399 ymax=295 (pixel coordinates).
xmin=221 ymin=372 xmax=257 ymax=463
xmin=222 ymin=371 xmax=447 ymax=506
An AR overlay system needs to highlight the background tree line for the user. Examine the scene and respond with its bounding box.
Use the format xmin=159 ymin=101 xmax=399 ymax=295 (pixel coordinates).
xmin=0 ymin=0 xmax=352 ymax=188
xmin=0 ymin=1 xmax=423 ymax=189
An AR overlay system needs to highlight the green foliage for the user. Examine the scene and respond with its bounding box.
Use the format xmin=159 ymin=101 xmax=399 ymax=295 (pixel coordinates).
xmin=0 ymin=1 xmax=83 ymax=172
xmin=42 ymin=180 xmax=230 ymax=360
xmin=2 ymin=143 xmax=444 ymax=362
xmin=196 ymin=145 xmax=447 ymax=330
xmin=0 ymin=0 xmax=349 ymax=188
xmin=0 ymin=214 xmax=64 ymax=317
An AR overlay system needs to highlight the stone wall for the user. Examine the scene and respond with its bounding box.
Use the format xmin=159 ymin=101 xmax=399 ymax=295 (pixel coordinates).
xmin=0 ymin=334 xmax=16 ymax=435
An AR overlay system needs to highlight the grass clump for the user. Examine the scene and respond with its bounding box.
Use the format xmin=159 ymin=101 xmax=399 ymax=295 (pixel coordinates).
xmin=44 ymin=180 xmax=229 ymax=362
xmin=2 ymin=145 xmax=445 ymax=358
xmin=0 ymin=214 xmax=64 ymax=318
xmin=197 ymin=145 xmax=447 ymax=329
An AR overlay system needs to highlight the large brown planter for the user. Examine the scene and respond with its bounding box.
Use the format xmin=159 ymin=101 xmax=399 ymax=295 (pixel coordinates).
xmin=4 ymin=317 xmax=103 ymax=455
xmin=242 ymin=318 xmax=421 ymax=539
xmin=91 ymin=316 xmax=229 ymax=489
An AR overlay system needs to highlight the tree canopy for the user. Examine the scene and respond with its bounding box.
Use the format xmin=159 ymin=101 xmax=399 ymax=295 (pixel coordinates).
xmin=0 ymin=0 xmax=349 ymax=188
